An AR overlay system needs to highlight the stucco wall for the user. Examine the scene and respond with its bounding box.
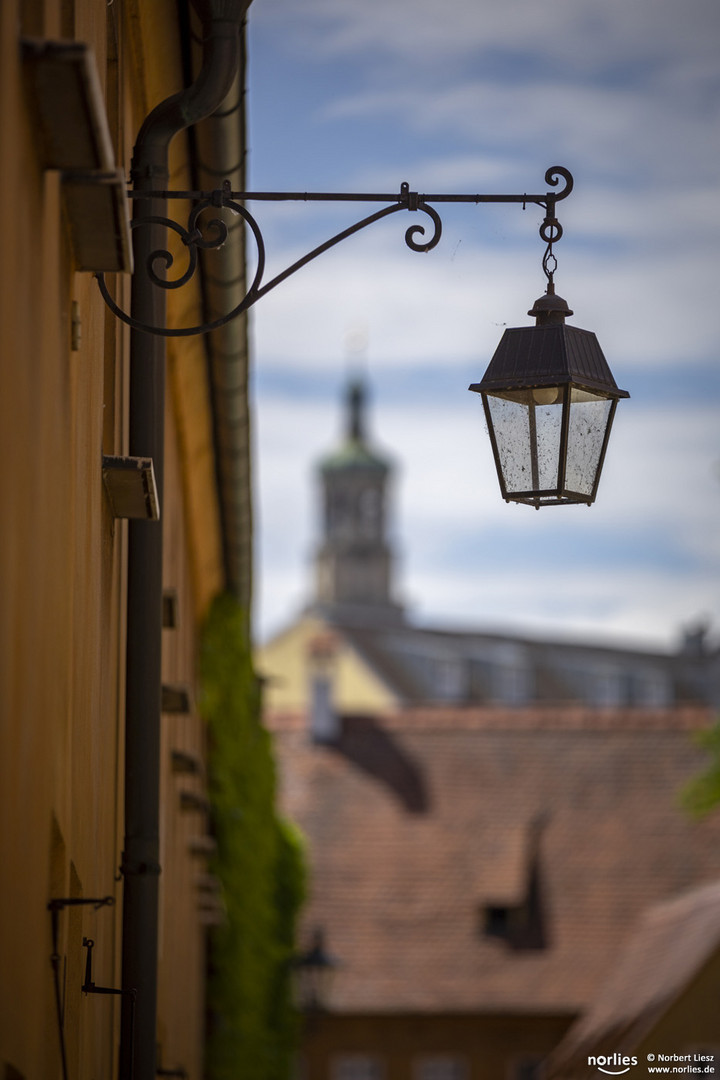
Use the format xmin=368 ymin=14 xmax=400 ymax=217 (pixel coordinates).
xmin=258 ymin=615 xmax=401 ymax=715
xmin=0 ymin=0 xmax=225 ymax=1074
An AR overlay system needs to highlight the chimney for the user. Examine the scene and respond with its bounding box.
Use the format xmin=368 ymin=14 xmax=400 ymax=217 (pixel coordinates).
xmin=307 ymin=632 xmax=340 ymax=743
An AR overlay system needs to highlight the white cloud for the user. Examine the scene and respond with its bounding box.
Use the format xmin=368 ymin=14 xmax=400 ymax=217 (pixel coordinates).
xmin=249 ymin=218 xmax=718 ymax=374
xmin=404 ymin=564 xmax=717 ymax=651
xmin=254 ymin=0 xmax=720 ymax=74
xmin=315 ymin=65 xmax=720 ymax=191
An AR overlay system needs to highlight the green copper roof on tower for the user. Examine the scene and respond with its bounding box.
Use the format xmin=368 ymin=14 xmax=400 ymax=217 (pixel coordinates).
xmin=319 ymin=379 xmax=390 ymax=473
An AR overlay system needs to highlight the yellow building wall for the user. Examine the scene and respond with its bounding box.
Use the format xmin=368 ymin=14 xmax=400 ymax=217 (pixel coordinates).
xmin=258 ymin=615 xmax=400 ymax=715
xmin=158 ymin=402 xmax=216 ymax=1078
xmin=0 ymin=3 xmax=121 ymax=1075
xmin=553 ymin=950 xmax=720 ymax=1079
xmin=632 ymin=949 xmax=720 ymax=1060
xmin=0 ymin=0 xmax=225 ymax=1075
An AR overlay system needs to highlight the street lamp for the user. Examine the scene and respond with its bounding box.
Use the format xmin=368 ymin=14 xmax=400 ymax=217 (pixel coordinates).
xmin=469 ymin=280 xmax=629 ymax=508
xmin=95 ymin=164 xmax=627 ymax=507
xmin=293 ymin=928 xmax=339 ymax=1013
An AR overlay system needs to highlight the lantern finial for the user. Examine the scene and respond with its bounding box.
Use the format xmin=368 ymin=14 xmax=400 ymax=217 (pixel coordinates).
xmin=528 ymin=282 xmax=574 ymax=326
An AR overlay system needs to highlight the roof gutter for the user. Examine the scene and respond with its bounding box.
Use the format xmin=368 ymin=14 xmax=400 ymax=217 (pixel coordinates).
xmin=190 ymin=18 xmax=254 ymax=620
xmin=121 ymin=4 xmax=247 ymax=1079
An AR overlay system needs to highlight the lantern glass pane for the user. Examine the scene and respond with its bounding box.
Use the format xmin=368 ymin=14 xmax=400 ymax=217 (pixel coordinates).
xmin=486 ymin=391 xmax=563 ymax=495
xmin=565 ymin=389 xmax=613 ymax=496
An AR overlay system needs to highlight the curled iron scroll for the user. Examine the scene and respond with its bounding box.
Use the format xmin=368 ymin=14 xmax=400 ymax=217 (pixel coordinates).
xmin=96 ymin=196 xmax=266 ymax=337
xmin=96 ymin=190 xmax=444 ymax=337
xmin=544 ymin=165 xmax=574 ymax=201
xmin=538 ymin=166 xmax=573 ymax=283
xmin=405 ymin=203 xmax=442 ymax=252
xmin=135 ymin=212 xmax=227 ymax=291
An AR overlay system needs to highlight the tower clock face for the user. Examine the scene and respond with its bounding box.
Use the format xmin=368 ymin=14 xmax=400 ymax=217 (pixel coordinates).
xmin=359 ymin=487 xmax=380 ymax=535
xmin=326 ymin=482 xmax=384 ymax=539
xmin=327 ymin=492 xmax=346 ymax=536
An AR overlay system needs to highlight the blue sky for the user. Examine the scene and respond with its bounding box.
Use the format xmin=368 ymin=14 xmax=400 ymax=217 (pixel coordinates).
xmin=245 ymin=0 xmax=720 ymax=650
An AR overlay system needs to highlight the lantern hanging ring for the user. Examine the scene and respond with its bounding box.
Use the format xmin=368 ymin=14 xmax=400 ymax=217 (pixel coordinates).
xmin=539 ymin=205 xmax=564 ymax=285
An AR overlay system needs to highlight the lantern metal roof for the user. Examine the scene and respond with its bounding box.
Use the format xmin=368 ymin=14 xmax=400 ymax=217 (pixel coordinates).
xmin=474 ymin=322 xmax=629 ymax=400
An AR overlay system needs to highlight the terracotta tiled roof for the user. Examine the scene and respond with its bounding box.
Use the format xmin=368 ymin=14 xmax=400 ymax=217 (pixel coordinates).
xmin=270 ymin=706 xmax=720 ymax=1015
xmin=546 ymin=879 xmax=720 ymax=1074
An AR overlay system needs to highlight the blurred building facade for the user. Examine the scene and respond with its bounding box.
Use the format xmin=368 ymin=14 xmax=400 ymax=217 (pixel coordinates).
xmin=546 ymin=879 xmax=720 ymax=1078
xmin=0 ymin=1 xmax=253 ymax=1077
xmin=259 ymin=382 xmax=720 ymax=1080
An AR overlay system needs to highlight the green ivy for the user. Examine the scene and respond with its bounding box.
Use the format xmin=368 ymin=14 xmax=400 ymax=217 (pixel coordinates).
xmin=201 ymin=593 xmax=306 ymax=1080
xmin=681 ymin=717 xmax=720 ymax=818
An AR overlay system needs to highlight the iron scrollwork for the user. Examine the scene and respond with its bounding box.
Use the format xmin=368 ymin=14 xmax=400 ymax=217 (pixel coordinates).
xmin=96 ymin=166 xmax=573 ymax=337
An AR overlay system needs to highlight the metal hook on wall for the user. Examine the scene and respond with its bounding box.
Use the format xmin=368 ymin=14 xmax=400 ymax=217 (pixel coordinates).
xmin=47 ymin=897 xmax=116 ymax=1080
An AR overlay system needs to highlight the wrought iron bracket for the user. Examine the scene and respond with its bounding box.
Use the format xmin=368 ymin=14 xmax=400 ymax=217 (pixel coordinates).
xmin=95 ymin=166 xmax=573 ymax=338
xmin=48 ymin=896 xmax=115 ymax=912
xmin=47 ymin=896 xmax=117 ymax=1080
xmin=79 ymin=938 xmax=137 ymax=1079
xmin=82 ymin=936 xmax=136 ymax=999
xmin=48 ymin=895 xmax=115 ymax=961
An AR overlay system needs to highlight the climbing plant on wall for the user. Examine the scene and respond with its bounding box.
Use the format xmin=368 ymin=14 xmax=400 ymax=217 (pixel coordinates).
xmin=682 ymin=717 xmax=720 ymax=817
xmin=201 ymin=592 xmax=306 ymax=1080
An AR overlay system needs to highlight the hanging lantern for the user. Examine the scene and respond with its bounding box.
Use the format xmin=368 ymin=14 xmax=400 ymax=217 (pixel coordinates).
xmin=293 ymin=928 xmax=340 ymax=1013
xmin=469 ymin=284 xmax=629 ymax=507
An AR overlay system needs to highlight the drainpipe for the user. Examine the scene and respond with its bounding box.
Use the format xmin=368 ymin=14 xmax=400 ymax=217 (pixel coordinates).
xmin=120 ymin=3 xmax=247 ymax=1078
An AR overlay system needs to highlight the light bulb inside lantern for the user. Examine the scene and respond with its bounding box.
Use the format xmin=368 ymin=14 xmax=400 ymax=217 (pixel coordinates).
xmin=532 ymin=387 xmax=559 ymax=405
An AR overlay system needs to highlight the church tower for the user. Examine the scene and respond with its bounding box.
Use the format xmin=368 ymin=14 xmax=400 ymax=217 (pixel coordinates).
xmin=313 ymin=380 xmax=404 ymax=625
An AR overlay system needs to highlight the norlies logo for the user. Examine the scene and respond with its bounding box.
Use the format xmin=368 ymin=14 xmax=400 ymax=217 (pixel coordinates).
xmin=588 ymin=1055 xmax=639 ymax=1075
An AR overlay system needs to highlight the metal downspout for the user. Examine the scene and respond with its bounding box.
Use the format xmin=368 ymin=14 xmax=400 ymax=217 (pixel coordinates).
xmin=120 ymin=4 xmax=246 ymax=1078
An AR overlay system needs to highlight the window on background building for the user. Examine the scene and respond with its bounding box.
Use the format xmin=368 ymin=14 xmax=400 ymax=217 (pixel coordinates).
xmin=509 ymin=1055 xmax=545 ymax=1080
xmin=435 ymin=657 xmax=467 ymax=701
xmin=485 ymin=642 xmax=532 ymax=704
xmin=484 ymin=902 xmax=513 ymax=939
xmin=590 ymin=665 xmax=622 ymax=707
xmin=413 ymin=1055 xmax=469 ymax=1080
xmin=633 ymin=669 xmax=672 ymax=706
xmin=494 ymin=662 xmax=532 ymax=705
xmin=331 ymin=1055 xmax=385 ymax=1080
xmin=480 ymin=853 xmax=548 ymax=950
xmin=552 ymin=659 xmax=619 ymax=706
xmin=293 ymin=1056 xmax=307 ymax=1080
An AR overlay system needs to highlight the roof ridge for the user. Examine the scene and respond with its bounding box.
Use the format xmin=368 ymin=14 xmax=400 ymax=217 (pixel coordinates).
xmin=264 ymin=704 xmax=713 ymax=732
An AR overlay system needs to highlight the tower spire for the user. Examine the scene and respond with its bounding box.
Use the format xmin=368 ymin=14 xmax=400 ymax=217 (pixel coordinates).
xmin=347 ymin=379 xmax=365 ymax=443
xmin=312 ymin=378 xmax=404 ymax=625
